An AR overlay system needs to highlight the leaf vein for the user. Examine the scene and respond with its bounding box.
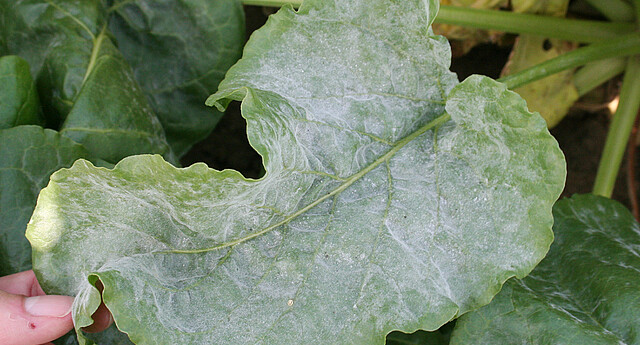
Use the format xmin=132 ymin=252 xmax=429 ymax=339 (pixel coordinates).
xmin=43 ymin=0 xmax=95 ymax=40
xmin=160 ymin=112 xmax=451 ymax=255
xmin=353 ymin=160 xmax=394 ymax=309
xmin=253 ymin=196 xmax=339 ymax=343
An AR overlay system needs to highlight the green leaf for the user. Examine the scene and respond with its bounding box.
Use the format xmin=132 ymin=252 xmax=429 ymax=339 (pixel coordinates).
xmin=1 ymin=0 xmax=245 ymax=160
xmin=387 ymin=331 xmax=450 ymax=345
xmin=387 ymin=321 xmax=454 ymax=345
xmin=57 ymin=31 xmax=173 ymax=164
xmin=27 ymin=0 xmax=565 ymax=344
xmin=52 ymin=332 xmax=79 ymax=345
xmin=450 ymin=194 xmax=640 ymax=345
xmin=3 ymin=0 xmax=108 ymax=124
xmin=108 ymin=0 xmax=245 ymax=157
xmin=53 ymin=325 xmax=134 ymax=345
xmin=386 ymin=332 xmax=449 ymax=345
xmin=0 ymin=125 xmax=90 ymax=276
xmin=0 ymin=55 xmax=43 ymax=129
xmin=1 ymin=0 xmax=172 ymax=163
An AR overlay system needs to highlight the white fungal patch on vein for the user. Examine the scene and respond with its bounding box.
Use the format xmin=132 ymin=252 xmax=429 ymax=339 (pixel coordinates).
xmin=159 ymin=112 xmax=451 ymax=255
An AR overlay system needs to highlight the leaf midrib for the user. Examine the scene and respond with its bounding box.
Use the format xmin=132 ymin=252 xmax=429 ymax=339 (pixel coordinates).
xmin=43 ymin=0 xmax=106 ymax=91
xmin=81 ymin=26 xmax=107 ymax=85
xmin=162 ymin=111 xmax=452 ymax=255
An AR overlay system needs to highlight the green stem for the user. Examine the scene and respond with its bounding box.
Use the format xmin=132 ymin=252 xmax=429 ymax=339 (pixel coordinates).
xmin=583 ymin=0 xmax=635 ymax=22
xmin=498 ymin=33 xmax=640 ymax=89
xmin=574 ymin=57 xmax=627 ymax=96
xmin=240 ymin=1 xmax=636 ymax=43
xmin=593 ymin=56 xmax=640 ymax=198
xmin=434 ymin=6 xmax=635 ymax=43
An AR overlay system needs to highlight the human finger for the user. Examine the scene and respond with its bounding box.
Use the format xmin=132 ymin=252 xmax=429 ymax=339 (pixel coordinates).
xmin=0 ymin=270 xmax=45 ymax=296
xmin=0 ymin=289 xmax=73 ymax=345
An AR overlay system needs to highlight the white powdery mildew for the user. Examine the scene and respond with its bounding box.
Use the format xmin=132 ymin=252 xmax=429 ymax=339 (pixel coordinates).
xmin=27 ymin=0 xmax=565 ymax=344
xmin=221 ymin=0 xmax=457 ymax=178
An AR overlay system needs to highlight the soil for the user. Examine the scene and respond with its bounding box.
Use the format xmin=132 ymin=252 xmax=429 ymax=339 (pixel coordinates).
xmin=181 ymin=5 xmax=638 ymax=210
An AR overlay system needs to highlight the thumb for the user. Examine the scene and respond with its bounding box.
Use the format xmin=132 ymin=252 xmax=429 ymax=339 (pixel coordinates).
xmin=0 ymin=289 xmax=74 ymax=345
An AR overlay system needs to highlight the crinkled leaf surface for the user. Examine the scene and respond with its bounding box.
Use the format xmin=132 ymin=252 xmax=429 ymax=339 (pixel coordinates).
xmin=27 ymin=0 xmax=565 ymax=344
xmin=0 ymin=126 xmax=89 ymax=275
xmin=108 ymin=0 xmax=245 ymax=157
xmin=450 ymin=194 xmax=640 ymax=345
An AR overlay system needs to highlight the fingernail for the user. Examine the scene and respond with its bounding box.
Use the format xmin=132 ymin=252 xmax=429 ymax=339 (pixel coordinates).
xmin=24 ymin=296 xmax=73 ymax=318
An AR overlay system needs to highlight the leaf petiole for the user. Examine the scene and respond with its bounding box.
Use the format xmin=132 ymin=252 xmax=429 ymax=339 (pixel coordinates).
xmin=241 ymin=1 xmax=637 ymax=43
xmin=435 ymin=6 xmax=635 ymax=43
xmin=583 ymin=0 xmax=635 ymax=22
xmin=573 ymin=57 xmax=627 ymax=96
xmin=593 ymin=56 xmax=640 ymax=198
xmin=497 ymin=33 xmax=640 ymax=90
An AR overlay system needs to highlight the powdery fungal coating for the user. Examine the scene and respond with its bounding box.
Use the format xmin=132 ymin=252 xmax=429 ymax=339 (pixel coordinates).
xmin=26 ymin=0 xmax=565 ymax=344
